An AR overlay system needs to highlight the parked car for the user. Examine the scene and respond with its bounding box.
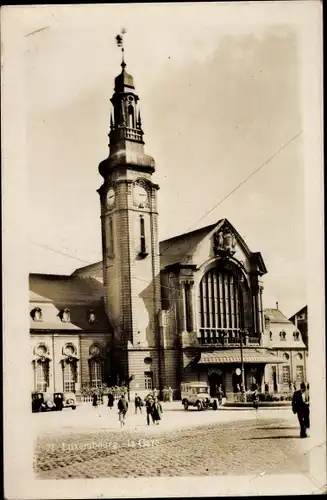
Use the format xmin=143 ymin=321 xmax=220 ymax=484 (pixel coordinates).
xmin=32 ymin=392 xmax=45 ymax=413
xmin=61 ymin=392 xmax=77 ymax=410
xmin=32 ymin=392 xmax=57 ymax=412
xmin=181 ymin=382 xmax=218 ymax=411
xmin=31 ymin=392 xmax=78 ymax=412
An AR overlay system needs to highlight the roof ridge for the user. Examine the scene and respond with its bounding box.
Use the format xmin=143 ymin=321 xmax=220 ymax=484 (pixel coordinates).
xmin=159 ymin=221 xmax=220 ymax=245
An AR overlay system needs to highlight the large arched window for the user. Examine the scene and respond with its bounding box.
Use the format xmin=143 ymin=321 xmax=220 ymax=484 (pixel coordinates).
xmin=198 ymin=267 xmax=244 ymax=344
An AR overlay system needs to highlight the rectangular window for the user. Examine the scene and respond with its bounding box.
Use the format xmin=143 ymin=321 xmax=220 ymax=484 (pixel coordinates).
xmin=144 ymin=371 xmax=153 ymax=390
xmin=296 ymin=365 xmax=304 ymax=382
xmin=282 ymin=365 xmax=290 ymax=384
xmin=63 ymin=362 xmax=75 ymax=393
xmin=91 ymin=360 xmax=102 ymax=388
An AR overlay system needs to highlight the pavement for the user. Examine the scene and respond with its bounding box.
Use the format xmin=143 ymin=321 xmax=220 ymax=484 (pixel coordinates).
xmin=32 ymin=401 xmax=297 ymax=436
xmin=34 ymin=407 xmax=311 ymax=480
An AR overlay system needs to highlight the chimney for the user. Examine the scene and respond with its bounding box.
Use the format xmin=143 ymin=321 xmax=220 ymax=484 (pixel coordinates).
xmin=276 ymin=302 xmax=279 ymax=310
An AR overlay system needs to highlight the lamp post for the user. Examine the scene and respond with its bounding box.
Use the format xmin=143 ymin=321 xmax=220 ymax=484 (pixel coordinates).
xmin=239 ymin=329 xmax=247 ymax=400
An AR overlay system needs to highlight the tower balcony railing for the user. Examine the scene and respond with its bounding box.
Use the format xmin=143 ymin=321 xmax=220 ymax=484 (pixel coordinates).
xmin=198 ymin=328 xmax=260 ymax=347
xmin=124 ymin=128 xmax=143 ymax=141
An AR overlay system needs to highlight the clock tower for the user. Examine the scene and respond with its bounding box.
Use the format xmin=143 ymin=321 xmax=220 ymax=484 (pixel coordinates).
xmin=98 ymin=44 xmax=162 ymax=392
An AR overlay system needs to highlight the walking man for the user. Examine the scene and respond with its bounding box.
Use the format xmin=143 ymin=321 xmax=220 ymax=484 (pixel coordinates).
xmin=252 ymin=388 xmax=259 ymax=411
xmin=134 ymin=393 xmax=143 ymax=414
xmin=292 ymin=382 xmax=310 ymax=438
xmin=117 ymin=394 xmax=128 ymax=428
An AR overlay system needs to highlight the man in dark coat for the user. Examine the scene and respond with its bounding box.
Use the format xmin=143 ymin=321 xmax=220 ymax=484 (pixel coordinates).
xmin=107 ymin=392 xmax=114 ymax=409
xmin=134 ymin=393 xmax=143 ymax=414
xmin=117 ymin=394 xmax=128 ymax=427
xmin=292 ymin=382 xmax=310 ymax=438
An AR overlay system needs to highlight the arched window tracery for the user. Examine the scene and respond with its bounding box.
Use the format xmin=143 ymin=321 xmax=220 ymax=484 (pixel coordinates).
xmin=198 ymin=266 xmax=247 ymax=344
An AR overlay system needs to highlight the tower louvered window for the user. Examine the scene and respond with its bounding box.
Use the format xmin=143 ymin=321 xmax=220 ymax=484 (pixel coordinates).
xmin=139 ymin=215 xmax=148 ymax=257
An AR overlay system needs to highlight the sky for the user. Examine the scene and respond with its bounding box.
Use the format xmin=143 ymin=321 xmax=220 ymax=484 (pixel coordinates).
xmin=25 ymin=4 xmax=309 ymax=317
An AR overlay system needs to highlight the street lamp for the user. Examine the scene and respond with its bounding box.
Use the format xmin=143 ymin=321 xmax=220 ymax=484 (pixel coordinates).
xmin=239 ymin=329 xmax=247 ymax=400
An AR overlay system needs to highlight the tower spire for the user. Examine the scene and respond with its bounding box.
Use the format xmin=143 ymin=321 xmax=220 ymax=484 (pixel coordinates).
xmin=98 ymin=30 xmax=155 ymax=178
xmin=116 ymin=29 xmax=127 ymax=70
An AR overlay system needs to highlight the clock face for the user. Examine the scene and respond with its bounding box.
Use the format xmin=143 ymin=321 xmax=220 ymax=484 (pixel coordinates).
xmin=106 ymin=188 xmax=115 ymax=208
xmin=134 ymin=184 xmax=148 ymax=207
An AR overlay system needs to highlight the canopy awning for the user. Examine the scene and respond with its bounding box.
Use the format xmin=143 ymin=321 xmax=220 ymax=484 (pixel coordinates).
xmin=198 ymin=348 xmax=285 ymax=365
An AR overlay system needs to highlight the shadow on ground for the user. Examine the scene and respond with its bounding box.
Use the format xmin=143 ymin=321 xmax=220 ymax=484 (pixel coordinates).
xmin=242 ymin=435 xmax=303 ymax=440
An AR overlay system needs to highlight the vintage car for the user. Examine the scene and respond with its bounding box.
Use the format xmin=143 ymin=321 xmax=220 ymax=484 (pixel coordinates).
xmin=181 ymin=382 xmax=218 ymax=411
xmin=32 ymin=392 xmax=57 ymax=412
xmin=61 ymin=392 xmax=77 ymax=410
xmin=31 ymin=392 xmax=77 ymax=412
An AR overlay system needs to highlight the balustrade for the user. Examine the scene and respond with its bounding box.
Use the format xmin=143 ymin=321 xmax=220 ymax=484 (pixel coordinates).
xmin=198 ymin=328 xmax=260 ymax=346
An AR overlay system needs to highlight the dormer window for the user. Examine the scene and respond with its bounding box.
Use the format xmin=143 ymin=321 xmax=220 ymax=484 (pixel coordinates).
xmin=279 ymin=331 xmax=286 ymax=341
xmin=88 ymin=310 xmax=96 ymax=324
xmin=293 ymin=331 xmax=300 ymax=341
xmin=59 ymin=308 xmax=71 ymax=323
xmin=31 ymin=307 xmax=43 ymax=322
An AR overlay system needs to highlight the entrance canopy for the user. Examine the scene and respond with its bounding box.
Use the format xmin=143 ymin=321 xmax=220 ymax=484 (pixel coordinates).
xmin=198 ymin=348 xmax=284 ymax=365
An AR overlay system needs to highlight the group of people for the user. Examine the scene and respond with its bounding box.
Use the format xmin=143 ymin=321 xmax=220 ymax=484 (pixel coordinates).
xmin=92 ymin=390 xmax=163 ymax=428
xmin=144 ymin=393 xmax=163 ymax=425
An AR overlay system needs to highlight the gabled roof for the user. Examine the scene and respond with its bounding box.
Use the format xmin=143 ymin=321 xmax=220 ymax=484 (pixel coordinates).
xmin=29 ymin=273 xmax=104 ymax=304
xmin=289 ymin=305 xmax=307 ymax=321
xmin=264 ymin=308 xmax=290 ymax=324
xmin=29 ymin=273 xmax=109 ymax=331
xmin=71 ymin=262 xmax=103 ymax=280
xmin=159 ymin=222 xmax=217 ymax=269
xmin=159 ymin=218 xmax=266 ymax=273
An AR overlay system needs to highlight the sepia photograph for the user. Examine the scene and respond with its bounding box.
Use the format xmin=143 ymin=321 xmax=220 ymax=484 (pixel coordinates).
xmin=2 ymin=1 xmax=325 ymax=498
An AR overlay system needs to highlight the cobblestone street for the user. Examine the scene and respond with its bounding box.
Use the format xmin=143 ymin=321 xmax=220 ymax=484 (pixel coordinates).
xmin=34 ymin=405 xmax=309 ymax=479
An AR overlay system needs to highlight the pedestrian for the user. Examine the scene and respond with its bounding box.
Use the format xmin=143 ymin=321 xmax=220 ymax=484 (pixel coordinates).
xmin=217 ymin=386 xmax=223 ymax=406
xmin=152 ymin=397 xmax=163 ymax=425
xmin=117 ymin=394 xmax=128 ymax=427
xmin=92 ymin=393 xmax=98 ymax=407
xmin=107 ymin=391 xmax=114 ymax=410
xmin=292 ymin=381 xmax=310 ymax=438
xmin=252 ymin=389 xmax=259 ymax=411
xmin=145 ymin=395 xmax=154 ymax=425
xmin=134 ymin=393 xmax=143 ymax=414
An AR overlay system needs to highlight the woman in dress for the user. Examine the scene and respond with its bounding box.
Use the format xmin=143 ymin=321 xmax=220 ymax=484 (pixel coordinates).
xmin=152 ymin=397 xmax=163 ymax=425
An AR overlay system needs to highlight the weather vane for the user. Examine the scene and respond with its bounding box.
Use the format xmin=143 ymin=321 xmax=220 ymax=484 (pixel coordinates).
xmin=116 ymin=28 xmax=127 ymax=67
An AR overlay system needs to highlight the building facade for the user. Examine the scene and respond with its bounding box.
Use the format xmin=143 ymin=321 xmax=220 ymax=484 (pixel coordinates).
xmin=30 ymin=274 xmax=111 ymax=394
xmin=289 ymin=305 xmax=308 ymax=348
xmin=30 ymin=55 xmax=297 ymax=400
xmin=263 ymin=307 xmax=308 ymax=392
